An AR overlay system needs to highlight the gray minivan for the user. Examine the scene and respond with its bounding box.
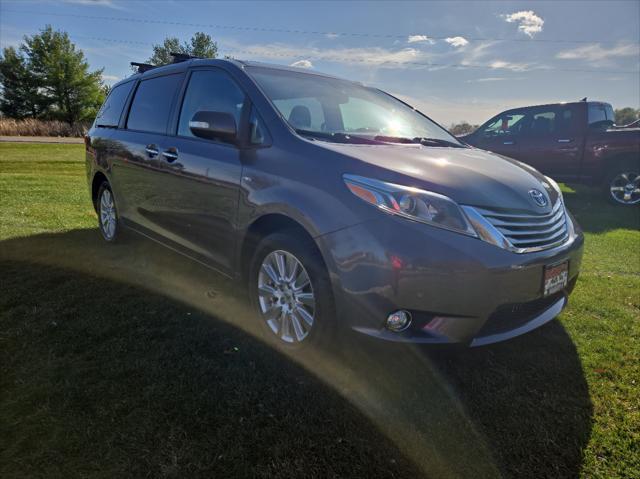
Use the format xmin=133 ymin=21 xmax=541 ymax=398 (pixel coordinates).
xmin=86 ymin=57 xmax=584 ymax=349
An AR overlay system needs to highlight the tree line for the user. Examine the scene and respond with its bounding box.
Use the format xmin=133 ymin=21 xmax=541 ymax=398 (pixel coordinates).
xmin=1 ymin=25 xmax=638 ymax=130
xmin=0 ymin=26 xmax=217 ymax=127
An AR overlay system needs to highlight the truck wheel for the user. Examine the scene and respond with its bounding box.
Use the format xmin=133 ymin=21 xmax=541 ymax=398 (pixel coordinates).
xmin=248 ymin=231 xmax=335 ymax=350
xmin=604 ymin=161 xmax=640 ymax=205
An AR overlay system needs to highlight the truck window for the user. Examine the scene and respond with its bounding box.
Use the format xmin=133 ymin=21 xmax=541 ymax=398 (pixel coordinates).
xmin=521 ymin=108 xmax=573 ymax=137
xmin=588 ymin=103 xmax=615 ymax=127
xmin=127 ymin=74 xmax=182 ymax=134
xmin=94 ymin=81 xmax=134 ymax=128
xmin=480 ymin=113 xmax=525 ymax=138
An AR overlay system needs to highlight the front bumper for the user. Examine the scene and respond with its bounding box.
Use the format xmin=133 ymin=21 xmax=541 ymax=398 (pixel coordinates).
xmin=317 ymin=213 xmax=584 ymax=346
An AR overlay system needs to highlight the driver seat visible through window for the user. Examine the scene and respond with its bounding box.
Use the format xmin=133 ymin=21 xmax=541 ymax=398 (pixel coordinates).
xmin=288 ymin=105 xmax=311 ymax=129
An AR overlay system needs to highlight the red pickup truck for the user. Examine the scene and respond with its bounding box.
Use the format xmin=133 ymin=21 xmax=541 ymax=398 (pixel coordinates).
xmin=462 ymin=101 xmax=640 ymax=205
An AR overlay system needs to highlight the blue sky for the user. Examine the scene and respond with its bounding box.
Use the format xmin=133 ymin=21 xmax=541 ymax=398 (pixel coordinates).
xmin=1 ymin=0 xmax=638 ymax=125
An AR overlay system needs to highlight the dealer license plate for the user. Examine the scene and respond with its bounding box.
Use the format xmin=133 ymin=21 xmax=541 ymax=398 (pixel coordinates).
xmin=543 ymin=261 xmax=569 ymax=297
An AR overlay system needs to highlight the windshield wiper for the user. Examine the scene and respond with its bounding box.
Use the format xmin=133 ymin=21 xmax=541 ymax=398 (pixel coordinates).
xmin=296 ymin=129 xmax=384 ymax=145
xmin=373 ymin=135 xmax=465 ymax=148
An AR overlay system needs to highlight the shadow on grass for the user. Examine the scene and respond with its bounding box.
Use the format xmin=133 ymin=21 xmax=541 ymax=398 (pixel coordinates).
xmin=1 ymin=229 xmax=593 ymax=478
xmin=562 ymin=184 xmax=640 ymax=234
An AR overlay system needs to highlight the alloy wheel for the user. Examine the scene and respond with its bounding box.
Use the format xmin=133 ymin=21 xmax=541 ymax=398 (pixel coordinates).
xmin=257 ymin=250 xmax=315 ymax=343
xmin=99 ymin=188 xmax=117 ymax=240
xmin=609 ymin=171 xmax=640 ymax=205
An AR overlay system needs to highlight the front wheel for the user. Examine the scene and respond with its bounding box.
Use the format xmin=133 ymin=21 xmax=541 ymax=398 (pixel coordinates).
xmin=605 ymin=162 xmax=640 ymax=205
xmin=97 ymin=181 xmax=120 ymax=241
xmin=248 ymin=232 xmax=335 ymax=349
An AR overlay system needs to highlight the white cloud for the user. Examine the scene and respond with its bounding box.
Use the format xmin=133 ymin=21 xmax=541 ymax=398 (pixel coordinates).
xmin=459 ymin=41 xmax=498 ymax=66
xmin=467 ymin=77 xmax=513 ymax=83
xmin=407 ymin=35 xmax=435 ymax=44
xmin=502 ymin=10 xmax=544 ymax=37
xmin=102 ymin=74 xmax=120 ymax=82
xmin=290 ymin=59 xmax=313 ymax=69
xmin=556 ymin=43 xmax=640 ymax=62
xmin=445 ymin=36 xmax=469 ymax=48
xmin=63 ymin=0 xmax=124 ymax=9
xmin=489 ymin=60 xmax=531 ymax=71
xmin=225 ymin=42 xmax=427 ymax=68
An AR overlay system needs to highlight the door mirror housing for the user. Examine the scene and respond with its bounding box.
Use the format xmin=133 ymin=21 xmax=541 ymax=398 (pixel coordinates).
xmin=189 ymin=111 xmax=237 ymax=141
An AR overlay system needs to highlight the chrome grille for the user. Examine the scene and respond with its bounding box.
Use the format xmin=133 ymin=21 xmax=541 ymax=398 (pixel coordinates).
xmin=473 ymin=200 xmax=569 ymax=252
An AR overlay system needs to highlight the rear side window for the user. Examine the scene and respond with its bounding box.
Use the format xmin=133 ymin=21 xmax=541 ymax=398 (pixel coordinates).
xmin=178 ymin=69 xmax=246 ymax=138
xmin=522 ymin=108 xmax=574 ymax=136
xmin=127 ymin=74 xmax=182 ymax=134
xmin=588 ymin=103 xmax=615 ymax=126
xmin=95 ymin=81 xmax=134 ymax=128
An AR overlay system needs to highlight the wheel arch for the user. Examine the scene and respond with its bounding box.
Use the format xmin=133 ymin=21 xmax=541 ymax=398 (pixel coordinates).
xmin=91 ymin=171 xmax=109 ymax=212
xmin=238 ymin=213 xmax=331 ymax=284
xmin=601 ymin=152 xmax=640 ymax=183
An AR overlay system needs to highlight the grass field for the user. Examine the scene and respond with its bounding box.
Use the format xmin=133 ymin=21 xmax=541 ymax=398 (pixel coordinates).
xmin=1 ymin=142 xmax=638 ymax=478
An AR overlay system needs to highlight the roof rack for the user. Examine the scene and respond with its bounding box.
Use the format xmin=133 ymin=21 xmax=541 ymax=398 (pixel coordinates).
xmin=170 ymin=52 xmax=199 ymax=63
xmin=130 ymin=62 xmax=156 ymax=73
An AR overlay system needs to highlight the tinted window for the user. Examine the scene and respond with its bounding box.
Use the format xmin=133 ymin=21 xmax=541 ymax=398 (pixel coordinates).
xmin=178 ymin=70 xmax=246 ymax=138
xmin=95 ymin=81 xmax=134 ymax=128
xmin=249 ymin=107 xmax=267 ymax=145
xmin=127 ymin=74 xmax=182 ymax=134
xmin=522 ymin=108 xmax=573 ymax=136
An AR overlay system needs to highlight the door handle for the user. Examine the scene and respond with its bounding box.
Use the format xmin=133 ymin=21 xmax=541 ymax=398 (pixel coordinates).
xmin=145 ymin=144 xmax=159 ymax=157
xmin=162 ymin=148 xmax=178 ymax=162
xmin=557 ymin=139 xmax=573 ymax=143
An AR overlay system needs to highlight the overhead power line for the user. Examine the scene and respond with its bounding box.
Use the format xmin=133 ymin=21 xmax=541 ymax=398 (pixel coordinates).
xmin=65 ymin=34 xmax=640 ymax=75
xmin=3 ymin=9 xmax=639 ymax=45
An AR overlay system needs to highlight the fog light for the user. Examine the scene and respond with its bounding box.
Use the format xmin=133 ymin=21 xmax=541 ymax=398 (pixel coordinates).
xmin=386 ymin=310 xmax=412 ymax=332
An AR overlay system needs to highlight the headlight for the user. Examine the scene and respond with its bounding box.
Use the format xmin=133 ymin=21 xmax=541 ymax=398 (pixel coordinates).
xmin=343 ymin=174 xmax=477 ymax=237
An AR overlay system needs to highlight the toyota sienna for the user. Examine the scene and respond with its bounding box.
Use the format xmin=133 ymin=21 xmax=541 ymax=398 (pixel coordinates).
xmin=86 ymin=57 xmax=584 ymax=348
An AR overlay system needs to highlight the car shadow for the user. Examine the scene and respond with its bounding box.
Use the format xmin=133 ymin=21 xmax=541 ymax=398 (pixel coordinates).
xmin=0 ymin=228 xmax=593 ymax=478
xmin=561 ymin=184 xmax=640 ymax=234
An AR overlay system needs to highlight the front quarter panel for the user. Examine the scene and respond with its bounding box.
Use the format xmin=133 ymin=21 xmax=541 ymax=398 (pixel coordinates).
xmin=236 ymin=140 xmax=376 ymax=241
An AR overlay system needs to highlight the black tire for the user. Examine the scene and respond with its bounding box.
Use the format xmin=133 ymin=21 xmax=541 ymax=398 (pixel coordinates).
xmin=603 ymin=159 xmax=640 ymax=206
xmin=248 ymin=231 xmax=335 ymax=350
xmin=96 ymin=181 xmax=120 ymax=242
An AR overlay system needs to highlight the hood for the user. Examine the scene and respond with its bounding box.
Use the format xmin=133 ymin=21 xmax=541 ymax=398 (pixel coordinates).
xmin=318 ymin=142 xmax=559 ymax=213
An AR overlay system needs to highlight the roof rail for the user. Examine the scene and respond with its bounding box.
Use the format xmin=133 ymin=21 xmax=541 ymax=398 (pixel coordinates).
xmin=170 ymin=52 xmax=199 ymax=63
xmin=130 ymin=62 xmax=156 ymax=73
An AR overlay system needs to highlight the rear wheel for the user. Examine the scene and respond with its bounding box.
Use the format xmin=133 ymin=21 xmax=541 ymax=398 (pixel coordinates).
xmin=97 ymin=181 xmax=119 ymax=241
xmin=605 ymin=161 xmax=640 ymax=205
xmin=249 ymin=232 xmax=334 ymax=349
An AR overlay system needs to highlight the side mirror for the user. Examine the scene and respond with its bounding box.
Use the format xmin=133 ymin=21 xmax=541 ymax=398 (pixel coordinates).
xmin=189 ymin=110 xmax=237 ymax=141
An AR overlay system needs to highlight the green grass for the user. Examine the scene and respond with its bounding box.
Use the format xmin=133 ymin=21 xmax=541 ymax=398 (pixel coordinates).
xmin=1 ymin=142 xmax=638 ymax=478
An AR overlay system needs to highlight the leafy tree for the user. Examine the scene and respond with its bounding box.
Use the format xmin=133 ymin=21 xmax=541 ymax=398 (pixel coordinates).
xmin=0 ymin=25 xmax=105 ymax=125
xmin=448 ymin=122 xmax=478 ymax=136
xmin=614 ymin=107 xmax=639 ymax=126
xmin=0 ymin=46 xmax=42 ymax=118
xmin=148 ymin=32 xmax=218 ymax=66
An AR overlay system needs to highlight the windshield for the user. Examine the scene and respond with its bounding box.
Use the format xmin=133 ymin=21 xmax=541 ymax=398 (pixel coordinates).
xmin=247 ymin=66 xmax=462 ymax=146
